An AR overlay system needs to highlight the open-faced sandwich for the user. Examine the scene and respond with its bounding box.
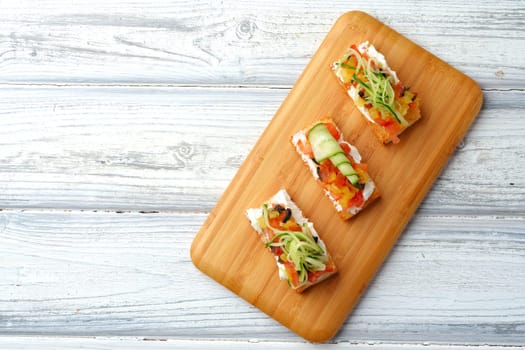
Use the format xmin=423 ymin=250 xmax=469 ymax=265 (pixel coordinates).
xmin=292 ymin=117 xmax=380 ymax=220
xmin=246 ymin=189 xmax=337 ymax=293
xmin=332 ymin=41 xmax=421 ymax=144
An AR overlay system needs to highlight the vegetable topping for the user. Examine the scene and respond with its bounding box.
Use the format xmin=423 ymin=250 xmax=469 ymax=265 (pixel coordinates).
xmin=333 ymin=42 xmax=422 ymax=144
xmin=260 ymin=204 xmax=331 ymax=288
xmin=308 ymin=122 xmax=360 ymax=185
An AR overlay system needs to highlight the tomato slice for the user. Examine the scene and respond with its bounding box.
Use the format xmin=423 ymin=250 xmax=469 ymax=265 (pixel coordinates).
xmin=308 ymin=270 xmax=324 ymax=283
xmin=394 ymin=82 xmax=404 ymax=98
xmin=333 ymin=172 xmax=349 ymax=187
xmin=324 ymin=263 xmax=335 ymax=273
xmin=268 ymin=208 xmax=301 ymax=232
xmin=348 ymin=190 xmax=364 ymax=208
xmin=323 ymin=122 xmax=340 ymax=140
xmin=340 ymin=142 xmax=351 ymax=156
xmin=308 ymin=262 xmax=336 ymax=283
xmin=268 ymin=216 xmax=281 ymax=229
xmin=350 ymin=44 xmax=367 ymax=60
xmin=297 ymin=139 xmax=313 ymax=158
xmin=318 ymin=160 xmax=335 ymax=182
xmin=271 ymin=245 xmax=283 ymax=257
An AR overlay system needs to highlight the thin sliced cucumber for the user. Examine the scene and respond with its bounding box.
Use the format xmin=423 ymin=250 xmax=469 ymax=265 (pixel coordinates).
xmin=330 ymin=152 xmax=348 ymax=167
xmin=307 ymin=123 xmax=342 ymax=162
xmin=338 ymin=163 xmax=360 ymax=185
xmin=262 ymin=209 xmax=327 ymax=286
xmin=308 ymin=123 xmax=360 ymax=185
xmin=345 ymin=44 xmax=409 ymax=128
xmin=339 ymin=62 xmax=356 ymax=70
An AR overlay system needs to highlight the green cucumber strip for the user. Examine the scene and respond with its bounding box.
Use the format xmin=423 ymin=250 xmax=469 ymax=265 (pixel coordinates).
xmin=345 ymin=46 xmax=411 ymax=128
xmin=337 ymin=162 xmax=360 ymax=185
xmin=339 ymin=62 xmax=356 ymax=70
xmin=307 ymin=123 xmax=343 ymax=162
xmin=329 ymin=153 xmax=359 ymax=185
xmin=308 ymin=123 xmax=360 ymax=185
xmin=265 ymin=232 xmax=326 ymax=284
xmin=337 ymin=162 xmax=353 ymax=175
xmin=353 ymin=73 xmax=372 ymax=93
xmin=261 ymin=206 xmax=327 ymax=285
xmin=377 ymin=101 xmax=403 ymax=125
xmin=329 ymin=152 xmax=349 ymax=167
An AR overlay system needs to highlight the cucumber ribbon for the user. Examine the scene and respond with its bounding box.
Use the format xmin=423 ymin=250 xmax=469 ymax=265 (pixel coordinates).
xmin=340 ymin=46 xmax=409 ymax=127
xmin=262 ymin=204 xmax=327 ymax=285
xmin=307 ymin=123 xmax=360 ymax=185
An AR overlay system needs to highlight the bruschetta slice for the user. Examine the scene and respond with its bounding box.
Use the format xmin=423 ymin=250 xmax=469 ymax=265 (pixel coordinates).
xmin=246 ymin=189 xmax=337 ymax=293
xmin=332 ymin=41 xmax=421 ymax=144
xmin=292 ymin=118 xmax=380 ymax=220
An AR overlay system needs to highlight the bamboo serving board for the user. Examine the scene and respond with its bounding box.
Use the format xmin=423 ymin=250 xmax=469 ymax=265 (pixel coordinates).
xmin=191 ymin=11 xmax=482 ymax=342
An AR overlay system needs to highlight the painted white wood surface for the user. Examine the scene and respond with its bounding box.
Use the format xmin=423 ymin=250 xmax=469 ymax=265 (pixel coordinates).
xmin=0 ymin=87 xmax=522 ymax=213
xmin=0 ymin=211 xmax=524 ymax=343
xmin=0 ymin=0 xmax=524 ymax=348
xmin=0 ymin=0 xmax=523 ymax=88
xmin=1 ymin=336 xmax=525 ymax=350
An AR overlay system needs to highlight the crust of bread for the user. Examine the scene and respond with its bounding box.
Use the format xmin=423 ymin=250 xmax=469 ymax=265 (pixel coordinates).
xmin=294 ymin=256 xmax=337 ymax=293
xmin=334 ymin=186 xmax=381 ymax=220
xmin=369 ymin=119 xmax=393 ymax=144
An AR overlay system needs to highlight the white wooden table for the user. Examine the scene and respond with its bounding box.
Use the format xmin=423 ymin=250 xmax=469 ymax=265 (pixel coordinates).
xmin=1 ymin=1 xmax=524 ymax=348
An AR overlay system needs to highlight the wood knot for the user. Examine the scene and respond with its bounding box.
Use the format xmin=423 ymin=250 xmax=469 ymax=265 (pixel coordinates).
xmin=173 ymin=142 xmax=195 ymax=165
xmin=236 ymin=19 xmax=256 ymax=40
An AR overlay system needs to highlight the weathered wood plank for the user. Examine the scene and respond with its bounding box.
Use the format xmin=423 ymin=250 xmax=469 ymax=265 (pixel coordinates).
xmin=0 ymin=0 xmax=522 ymax=88
xmin=0 ymin=336 xmax=524 ymax=350
xmin=0 ymin=87 xmax=523 ymax=214
xmin=0 ymin=0 xmax=522 ymax=347
xmin=0 ymin=210 xmax=523 ymax=343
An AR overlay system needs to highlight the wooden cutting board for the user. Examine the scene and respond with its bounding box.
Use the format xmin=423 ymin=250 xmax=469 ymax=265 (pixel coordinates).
xmin=191 ymin=11 xmax=482 ymax=342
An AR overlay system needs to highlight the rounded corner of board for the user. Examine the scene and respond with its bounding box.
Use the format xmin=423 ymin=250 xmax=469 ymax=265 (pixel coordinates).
xmin=472 ymin=82 xmax=484 ymax=107
xmin=463 ymin=77 xmax=484 ymax=115
xmin=189 ymin=236 xmax=203 ymax=269
xmin=301 ymin=325 xmax=340 ymax=344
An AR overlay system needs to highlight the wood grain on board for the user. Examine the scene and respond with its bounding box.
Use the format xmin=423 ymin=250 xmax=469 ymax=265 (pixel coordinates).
xmin=191 ymin=11 xmax=483 ymax=342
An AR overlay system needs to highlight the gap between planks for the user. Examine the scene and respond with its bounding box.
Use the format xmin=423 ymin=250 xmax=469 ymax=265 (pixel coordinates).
xmin=0 ymin=207 xmax=524 ymax=220
xmin=0 ymin=207 xmax=205 ymax=215
xmin=0 ymin=83 xmax=292 ymax=90
xmin=0 ymin=83 xmax=522 ymax=93
xmin=0 ymin=336 xmax=523 ymax=349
